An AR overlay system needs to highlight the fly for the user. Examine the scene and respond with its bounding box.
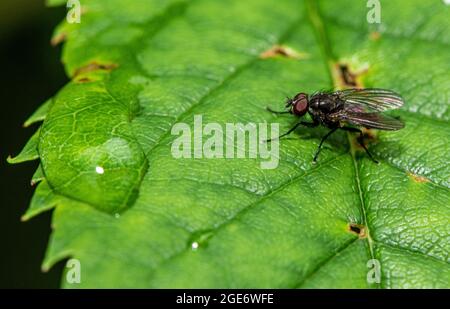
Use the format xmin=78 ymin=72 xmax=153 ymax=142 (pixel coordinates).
xmin=267 ymin=88 xmax=405 ymax=163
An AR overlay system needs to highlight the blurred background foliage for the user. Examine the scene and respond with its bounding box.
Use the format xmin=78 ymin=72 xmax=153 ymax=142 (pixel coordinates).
xmin=0 ymin=0 xmax=67 ymax=288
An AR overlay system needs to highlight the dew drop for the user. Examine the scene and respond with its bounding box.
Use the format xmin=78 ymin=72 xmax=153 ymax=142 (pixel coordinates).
xmin=95 ymin=166 xmax=105 ymax=174
xmin=191 ymin=242 xmax=199 ymax=250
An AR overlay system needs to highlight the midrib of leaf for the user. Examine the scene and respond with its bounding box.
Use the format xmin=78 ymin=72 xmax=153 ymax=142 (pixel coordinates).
xmin=304 ymin=0 xmax=449 ymax=287
xmin=349 ymin=149 xmax=378 ymax=278
xmin=306 ymin=0 xmax=380 ymax=287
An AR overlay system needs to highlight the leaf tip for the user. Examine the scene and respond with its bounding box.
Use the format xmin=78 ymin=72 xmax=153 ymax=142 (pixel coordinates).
xmin=42 ymin=250 xmax=74 ymax=273
xmin=40 ymin=264 xmax=51 ymax=273
xmin=51 ymin=32 xmax=67 ymax=47
xmin=6 ymin=153 xmax=39 ymax=165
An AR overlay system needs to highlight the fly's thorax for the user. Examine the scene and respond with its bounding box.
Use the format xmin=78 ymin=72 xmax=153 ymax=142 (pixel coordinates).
xmin=310 ymin=94 xmax=344 ymax=113
xmin=308 ymin=106 xmax=324 ymax=125
xmin=307 ymin=94 xmax=342 ymax=128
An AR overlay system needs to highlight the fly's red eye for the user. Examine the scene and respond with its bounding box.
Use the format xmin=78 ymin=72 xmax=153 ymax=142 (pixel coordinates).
xmin=292 ymin=93 xmax=308 ymax=116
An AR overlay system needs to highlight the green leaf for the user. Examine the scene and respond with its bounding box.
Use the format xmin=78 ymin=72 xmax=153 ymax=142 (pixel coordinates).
xmin=13 ymin=0 xmax=450 ymax=288
xmin=23 ymin=99 xmax=53 ymax=127
xmin=22 ymin=180 xmax=58 ymax=222
xmin=31 ymin=164 xmax=45 ymax=186
xmin=7 ymin=128 xmax=40 ymax=164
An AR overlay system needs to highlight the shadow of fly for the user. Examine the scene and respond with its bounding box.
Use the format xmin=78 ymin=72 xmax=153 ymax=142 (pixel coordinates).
xmin=267 ymin=88 xmax=405 ymax=163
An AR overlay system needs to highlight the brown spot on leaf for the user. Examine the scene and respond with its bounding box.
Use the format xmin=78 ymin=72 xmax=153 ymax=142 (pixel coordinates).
xmin=349 ymin=127 xmax=378 ymax=151
xmin=73 ymin=62 xmax=118 ymax=78
xmin=361 ymin=128 xmax=377 ymax=141
xmin=370 ymin=31 xmax=381 ymax=41
xmin=360 ymin=128 xmax=378 ymax=146
xmin=75 ymin=77 xmax=92 ymax=83
xmin=332 ymin=62 xmax=369 ymax=89
xmin=348 ymin=223 xmax=367 ymax=238
xmin=260 ymin=45 xmax=307 ymax=59
xmin=408 ymin=172 xmax=430 ymax=183
xmin=339 ymin=64 xmax=358 ymax=87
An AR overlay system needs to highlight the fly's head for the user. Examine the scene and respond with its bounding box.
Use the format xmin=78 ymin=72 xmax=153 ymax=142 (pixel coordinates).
xmin=286 ymin=92 xmax=309 ymax=116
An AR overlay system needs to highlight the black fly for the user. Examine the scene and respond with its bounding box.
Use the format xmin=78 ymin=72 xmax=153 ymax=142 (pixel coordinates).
xmin=267 ymin=88 xmax=405 ymax=163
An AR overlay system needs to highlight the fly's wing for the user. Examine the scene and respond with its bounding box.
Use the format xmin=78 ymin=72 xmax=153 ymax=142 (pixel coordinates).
xmin=337 ymin=88 xmax=404 ymax=113
xmin=338 ymin=112 xmax=405 ymax=130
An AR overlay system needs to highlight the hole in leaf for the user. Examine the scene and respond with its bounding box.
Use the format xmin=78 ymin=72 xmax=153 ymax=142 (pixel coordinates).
xmin=333 ymin=62 xmax=368 ymax=89
xmin=348 ymin=223 xmax=367 ymax=238
xmin=339 ymin=64 xmax=357 ymax=87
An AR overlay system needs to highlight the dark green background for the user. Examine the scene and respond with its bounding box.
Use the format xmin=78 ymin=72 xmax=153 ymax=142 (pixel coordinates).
xmin=0 ymin=0 xmax=66 ymax=288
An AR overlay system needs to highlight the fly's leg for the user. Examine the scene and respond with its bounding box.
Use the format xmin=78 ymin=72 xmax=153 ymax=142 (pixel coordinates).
xmin=313 ymin=127 xmax=338 ymax=163
xmin=341 ymin=127 xmax=379 ymax=164
xmin=266 ymin=121 xmax=318 ymax=142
